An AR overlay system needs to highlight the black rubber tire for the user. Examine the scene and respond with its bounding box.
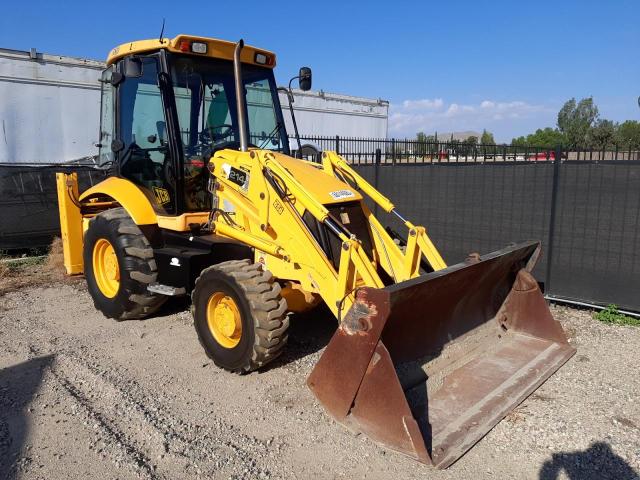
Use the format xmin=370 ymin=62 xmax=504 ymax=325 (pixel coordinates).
xmin=83 ymin=208 xmax=166 ymax=320
xmin=192 ymin=260 xmax=289 ymax=373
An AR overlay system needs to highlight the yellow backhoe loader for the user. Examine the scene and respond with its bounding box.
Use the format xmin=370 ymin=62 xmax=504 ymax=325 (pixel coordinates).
xmin=56 ymin=34 xmax=575 ymax=468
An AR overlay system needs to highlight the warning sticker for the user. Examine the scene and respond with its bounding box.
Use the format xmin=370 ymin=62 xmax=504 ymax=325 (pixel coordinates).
xmin=329 ymin=189 xmax=355 ymax=200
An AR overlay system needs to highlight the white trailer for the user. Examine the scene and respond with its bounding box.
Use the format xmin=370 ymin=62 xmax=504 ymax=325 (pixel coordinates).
xmin=0 ymin=48 xmax=103 ymax=164
xmin=279 ymin=89 xmax=388 ymax=139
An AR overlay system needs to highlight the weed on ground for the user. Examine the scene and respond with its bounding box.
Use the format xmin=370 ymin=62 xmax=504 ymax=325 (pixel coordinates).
xmin=594 ymin=304 xmax=640 ymax=327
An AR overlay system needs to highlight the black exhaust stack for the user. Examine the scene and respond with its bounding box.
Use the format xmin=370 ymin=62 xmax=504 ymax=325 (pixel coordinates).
xmin=233 ymin=39 xmax=248 ymax=152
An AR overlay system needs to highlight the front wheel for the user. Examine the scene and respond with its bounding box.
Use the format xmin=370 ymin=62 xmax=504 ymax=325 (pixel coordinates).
xmin=192 ymin=260 xmax=289 ymax=373
xmin=83 ymin=208 xmax=166 ymax=320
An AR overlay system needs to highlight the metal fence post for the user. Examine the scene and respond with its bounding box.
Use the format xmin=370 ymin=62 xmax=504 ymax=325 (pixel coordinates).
xmin=374 ymin=148 xmax=381 ymax=216
xmin=391 ymin=138 xmax=396 ymax=164
xmin=544 ymin=145 xmax=563 ymax=294
xmin=335 ymin=135 xmax=340 ymax=155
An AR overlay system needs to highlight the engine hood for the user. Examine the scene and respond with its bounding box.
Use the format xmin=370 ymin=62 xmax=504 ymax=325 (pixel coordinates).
xmin=270 ymin=152 xmax=364 ymax=205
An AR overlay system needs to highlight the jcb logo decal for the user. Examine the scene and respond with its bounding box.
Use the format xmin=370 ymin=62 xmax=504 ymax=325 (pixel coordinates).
xmin=153 ymin=186 xmax=170 ymax=205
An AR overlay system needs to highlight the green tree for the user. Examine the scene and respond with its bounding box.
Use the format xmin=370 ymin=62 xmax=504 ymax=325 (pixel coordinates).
xmin=480 ymin=129 xmax=495 ymax=145
xmin=511 ymin=128 xmax=566 ymax=147
xmin=511 ymin=135 xmax=527 ymax=146
xmin=529 ymin=128 xmax=566 ymax=147
xmin=464 ymin=136 xmax=478 ymax=145
xmin=557 ymin=97 xmax=599 ymax=147
xmin=616 ymin=120 xmax=640 ymax=149
xmin=415 ymin=132 xmax=437 ymax=155
xmin=588 ymin=119 xmax=617 ymax=149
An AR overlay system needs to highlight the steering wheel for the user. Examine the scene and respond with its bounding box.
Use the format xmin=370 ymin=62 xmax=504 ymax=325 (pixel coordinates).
xmin=203 ymin=124 xmax=235 ymax=143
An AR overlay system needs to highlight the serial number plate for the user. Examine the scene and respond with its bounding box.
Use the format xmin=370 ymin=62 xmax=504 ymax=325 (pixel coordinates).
xmin=223 ymin=164 xmax=250 ymax=190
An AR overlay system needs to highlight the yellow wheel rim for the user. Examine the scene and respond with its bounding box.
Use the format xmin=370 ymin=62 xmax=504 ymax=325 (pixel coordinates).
xmin=206 ymin=292 xmax=242 ymax=349
xmin=92 ymin=238 xmax=120 ymax=298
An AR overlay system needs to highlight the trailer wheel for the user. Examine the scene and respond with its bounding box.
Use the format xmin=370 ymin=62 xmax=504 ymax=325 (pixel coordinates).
xmin=192 ymin=260 xmax=289 ymax=373
xmin=84 ymin=208 xmax=166 ymax=320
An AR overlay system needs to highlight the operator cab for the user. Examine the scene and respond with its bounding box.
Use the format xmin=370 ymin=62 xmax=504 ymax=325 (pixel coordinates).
xmin=97 ymin=36 xmax=292 ymax=216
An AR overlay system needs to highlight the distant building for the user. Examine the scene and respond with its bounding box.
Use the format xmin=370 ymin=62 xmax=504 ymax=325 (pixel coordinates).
xmin=434 ymin=131 xmax=482 ymax=142
xmin=0 ymin=47 xmax=389 ymax=164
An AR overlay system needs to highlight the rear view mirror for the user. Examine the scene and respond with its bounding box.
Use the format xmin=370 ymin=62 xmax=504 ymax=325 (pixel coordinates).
xmin=110 ymin=71 xmax=124 ymax=86
xmin=101 ymin=66 xmax=124 ymax=86
xmin=298 ymin=67 xmax=312 ymax=91
xmin=123 ymin=57 xmax=143 ymax=78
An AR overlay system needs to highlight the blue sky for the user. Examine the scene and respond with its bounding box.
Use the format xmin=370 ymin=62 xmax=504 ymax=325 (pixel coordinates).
xmin=1 ymin=0 xmax=638 ymax=142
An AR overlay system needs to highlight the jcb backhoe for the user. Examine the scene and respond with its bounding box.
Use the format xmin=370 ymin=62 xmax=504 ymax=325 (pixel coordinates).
xmin=56 ymin=35 xmax=575 ymax=468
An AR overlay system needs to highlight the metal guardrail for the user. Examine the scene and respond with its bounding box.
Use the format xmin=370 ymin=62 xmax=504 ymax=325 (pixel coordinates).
xmin=291 ymin=135 xmax=640 ymax=164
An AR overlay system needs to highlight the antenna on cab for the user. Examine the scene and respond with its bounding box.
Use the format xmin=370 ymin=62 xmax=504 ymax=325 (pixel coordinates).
xmin=159 ymin=18 xmax=166 ymax=43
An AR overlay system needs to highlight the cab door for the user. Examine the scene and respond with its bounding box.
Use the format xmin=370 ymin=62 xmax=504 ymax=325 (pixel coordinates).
xmin=114 ymin=55 xmax=178 ymax=215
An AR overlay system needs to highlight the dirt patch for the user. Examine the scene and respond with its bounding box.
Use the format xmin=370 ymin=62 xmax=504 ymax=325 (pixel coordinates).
xmin=42 ymin=237 xmax=66 ymax=280
xmin=0 ymin=238 xmax=83 ymax=296
xmin=0 ymin=258 xmax=8 ymax=276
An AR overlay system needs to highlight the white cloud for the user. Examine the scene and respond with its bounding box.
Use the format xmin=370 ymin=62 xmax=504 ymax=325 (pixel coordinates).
xmin=388 ymin=97 xmax=552 ymax=140
xmin=401 ymin=98 xmax=444 ymax=110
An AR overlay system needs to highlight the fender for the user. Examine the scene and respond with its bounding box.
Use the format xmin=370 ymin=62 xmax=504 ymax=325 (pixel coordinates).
xmin=80 ymin=176 xmax=157 ymax=226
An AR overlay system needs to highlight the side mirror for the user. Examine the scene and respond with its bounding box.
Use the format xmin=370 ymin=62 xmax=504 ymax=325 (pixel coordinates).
xmin=298 ymin=67 xmax=312 ymax=91
xmin=101 ymin=66 xmax=124 ymax=86
xmin=110 ymin=71 xmax=124 ymax=86
xmin=123 ymin=57 xmax=143 ymax=78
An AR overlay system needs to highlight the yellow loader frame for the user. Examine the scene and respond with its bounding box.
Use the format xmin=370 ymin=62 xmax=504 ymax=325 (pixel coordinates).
xmin=207 ymin=148 xmax=446 ymax=318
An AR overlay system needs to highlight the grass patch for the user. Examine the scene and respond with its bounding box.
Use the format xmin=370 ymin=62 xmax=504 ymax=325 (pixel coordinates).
xmin=594 ymin=304 xmax=640 ymax=327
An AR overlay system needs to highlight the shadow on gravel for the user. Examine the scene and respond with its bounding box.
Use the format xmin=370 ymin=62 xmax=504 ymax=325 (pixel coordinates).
xmin=0 ymin=355 xmax=55 ymax=480
xmin=262 ymin=304 xmax=338 ymax=371
xmin=539 ymin=441 xmax=638 ymax=480
xmin=155 ymin=296 xmax=191 ymax=317
xmin=143 ymin=296 xmax=337 ymax=371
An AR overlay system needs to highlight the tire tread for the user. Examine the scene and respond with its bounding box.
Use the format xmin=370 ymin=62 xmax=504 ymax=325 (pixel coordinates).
xmin=192 ymin=260 xmax=289 ymax=373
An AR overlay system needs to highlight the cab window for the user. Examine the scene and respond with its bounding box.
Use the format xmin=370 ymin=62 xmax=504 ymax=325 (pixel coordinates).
xmin=118 ymin=56 xmax=175 ymax=214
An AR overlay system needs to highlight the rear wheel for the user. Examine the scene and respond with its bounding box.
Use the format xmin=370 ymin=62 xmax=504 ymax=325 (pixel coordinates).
xmin=84 ymin=208 xmax=166 ymax=320
xmin=192 ymin=260 xmax=289 ymax=373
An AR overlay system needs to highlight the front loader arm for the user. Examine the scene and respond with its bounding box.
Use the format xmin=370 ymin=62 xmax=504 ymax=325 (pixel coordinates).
xmin=321 ymin=151 xmax=447 ymax=276
xmin=208 ymin=149 xmax=384 ymax=318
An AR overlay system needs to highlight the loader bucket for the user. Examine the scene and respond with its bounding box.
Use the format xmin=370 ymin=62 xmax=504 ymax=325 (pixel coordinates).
xmin=308 ymin=241 xmax=575 ymax=469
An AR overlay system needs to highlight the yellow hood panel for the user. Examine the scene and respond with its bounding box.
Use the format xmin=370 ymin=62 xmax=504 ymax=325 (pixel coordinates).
xmin=272 ymin=152 xmax=363 ymax=205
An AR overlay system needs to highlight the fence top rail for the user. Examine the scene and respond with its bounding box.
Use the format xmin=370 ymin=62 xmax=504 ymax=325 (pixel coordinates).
xmin=289 ymin=135 xmax=640 ymax=163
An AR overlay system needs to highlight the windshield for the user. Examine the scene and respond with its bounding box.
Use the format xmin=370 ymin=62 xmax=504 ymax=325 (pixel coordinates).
xmin=169 ymin=54 xmax=288 ymax=155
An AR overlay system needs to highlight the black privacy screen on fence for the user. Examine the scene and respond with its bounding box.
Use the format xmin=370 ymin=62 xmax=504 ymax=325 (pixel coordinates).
xmin=350 ymin=155 xmax=640 ymax=312
xmin=355 ymin=161 xmax=555 ymax=282
xmin=0 ymin=164 xmax=103 ymax=250
xmin=550 ymin=161 xmax=640 ymax=310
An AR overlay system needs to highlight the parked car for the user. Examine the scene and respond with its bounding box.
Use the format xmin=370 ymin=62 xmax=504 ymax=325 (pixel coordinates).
xmin=529 ymin=151 xmax=555 ymax=161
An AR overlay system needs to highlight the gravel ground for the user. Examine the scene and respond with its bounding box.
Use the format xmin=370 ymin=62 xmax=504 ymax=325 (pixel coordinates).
xmin=0 ymin=284 xmax=638 ymax=480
